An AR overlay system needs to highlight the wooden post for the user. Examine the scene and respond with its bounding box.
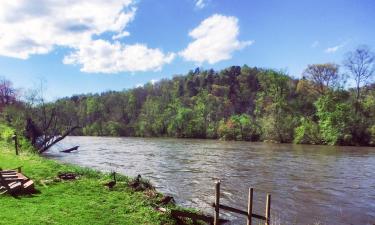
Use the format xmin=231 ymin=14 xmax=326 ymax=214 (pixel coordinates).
xmin=214 ymin=181 xmax=220 ymax=225
xmin=13 ymin=133 xmax=19 ymax=155
xmin=247 ymin=188 xmax=253 ymax=225
xmin=265 ymin=194 xmax=271 ymax=225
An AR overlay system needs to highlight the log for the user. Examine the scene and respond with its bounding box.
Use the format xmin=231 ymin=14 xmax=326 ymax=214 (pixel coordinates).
xmin=60 ymin=146 xmax=79 ymax=153
xmin=38 ymin=126 xmax=80 ymax=153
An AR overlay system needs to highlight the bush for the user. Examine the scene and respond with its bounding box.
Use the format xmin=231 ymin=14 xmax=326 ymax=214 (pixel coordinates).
xmin=294 ymin=117 xmax=322 ymax=144
xmin=0 ymin=124 xmax=15 ymax=142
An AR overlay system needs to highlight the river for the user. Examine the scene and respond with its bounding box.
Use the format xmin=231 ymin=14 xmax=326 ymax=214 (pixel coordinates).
xmin=46 ymin=136 xmax=375 ymax=225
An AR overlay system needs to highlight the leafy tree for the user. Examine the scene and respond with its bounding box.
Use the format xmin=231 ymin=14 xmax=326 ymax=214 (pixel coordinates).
xmin=294 ymin=117 xmax=322 ymax=144
xmin=314 ymin=93 xmax=353 ymax=145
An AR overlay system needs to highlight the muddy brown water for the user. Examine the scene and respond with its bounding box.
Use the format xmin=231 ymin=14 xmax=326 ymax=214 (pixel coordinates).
xmin=46 ymin=136 xmax=375 ymax=225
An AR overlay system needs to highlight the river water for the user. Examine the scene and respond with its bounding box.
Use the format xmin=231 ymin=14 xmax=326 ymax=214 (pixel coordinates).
xmin=46 ymin=136 xmax=375 ymax=225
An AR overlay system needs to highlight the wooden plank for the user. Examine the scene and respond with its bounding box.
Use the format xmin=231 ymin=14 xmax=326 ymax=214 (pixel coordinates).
xmin=1 ymin=175 xmax=18 ymax=178
xmin=16 ymin=173 xmax=28 ymax=180
xmin=247 ymin=188 xmax=253 ymax=225
xmin=252 ymin=214 xmax=267 ymax=221
xmin=2 ymin=178 xmax=24 ymax=182
xmin=0 ymin=170 xmax=17 ymax=174
xmin=212 ymin=203 xmax=247 ymax=216
xmin=212 ymin=203 xmax=266 ymax=221
xmin=9 ymin=182 xmax=21 ymax=189
xmin=214 ymin=181 xmax=220 ymax=225
xmin=23 ymin=180 xmax=34 ymax=189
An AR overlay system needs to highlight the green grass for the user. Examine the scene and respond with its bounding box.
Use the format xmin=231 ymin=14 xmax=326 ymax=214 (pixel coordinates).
xmin=0 ymin=141 xmax=177 ymax=225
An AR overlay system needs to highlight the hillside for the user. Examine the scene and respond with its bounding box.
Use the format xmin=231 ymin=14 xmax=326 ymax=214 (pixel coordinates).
xmin=24 ymin=65 xmax=374 ymax=146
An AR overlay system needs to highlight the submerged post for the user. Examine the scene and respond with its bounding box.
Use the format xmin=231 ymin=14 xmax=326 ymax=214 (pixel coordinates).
xmin=214 ymin=181 xmax=221 ymax=225
xmin=12 ymin=133 xmax=19 ymax=155
xmin=247 ymin=188 xmax=253 ymax=225
xmin=265 ymin=194 xmax=271 ymax=225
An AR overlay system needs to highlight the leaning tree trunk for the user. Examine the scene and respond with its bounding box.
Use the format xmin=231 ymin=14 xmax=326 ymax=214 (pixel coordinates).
xmin=25 ymin=118 xmax=79 ymax=154
xmin=38 ymin=126 xmax=80 ymax=154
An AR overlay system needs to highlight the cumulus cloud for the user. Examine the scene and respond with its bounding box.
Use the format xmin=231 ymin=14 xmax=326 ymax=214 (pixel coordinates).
xmin=325 ymin=44 xmax=345 ymax=53
xmin=0 ymin=0 xmax=174 ymax=73
xmin=180 ymin=14 xmax=253 ymax=64
xmin=63 ymin=40 xmax=175 ymax=73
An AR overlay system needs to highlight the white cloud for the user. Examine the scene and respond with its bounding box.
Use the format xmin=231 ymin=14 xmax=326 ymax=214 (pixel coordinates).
xmin=112 ymin=31 xmax=130 ymax=40
xmin=63 ymin=40 xmax=175 ymax=73
xmin=0 ymin=0 xmax=174 ymax=73
xmin=180 ymin=14 xmax=253 ymax=64
xmin=325 ymin=44 xmax=344 ymax=53
xmin=195 ymin=0 xmax=206 ymax=9
xmin=0 ymin=1 xmax=135 ymax=58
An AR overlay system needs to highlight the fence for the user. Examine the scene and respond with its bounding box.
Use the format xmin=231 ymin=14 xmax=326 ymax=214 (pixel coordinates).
xmin=213 ymin=181 xmax=271 ymax=225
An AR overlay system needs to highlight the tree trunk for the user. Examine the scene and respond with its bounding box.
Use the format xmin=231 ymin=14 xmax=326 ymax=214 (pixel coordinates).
xmin=38 ymin=126 xmax=80 ymax=154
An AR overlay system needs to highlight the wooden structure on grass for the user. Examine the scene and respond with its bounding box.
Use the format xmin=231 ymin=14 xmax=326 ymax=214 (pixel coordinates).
xmin=0 ymin=167 xmax=35 ymax=195
xmin=213 ymin=181 xmax=271 ymax=225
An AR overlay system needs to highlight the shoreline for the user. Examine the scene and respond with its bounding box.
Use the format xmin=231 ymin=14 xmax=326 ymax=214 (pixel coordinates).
xmin=0 ymin=140 xmax=196 ymax=225
xmin=67 ymin=135 xmax=375 ymax=148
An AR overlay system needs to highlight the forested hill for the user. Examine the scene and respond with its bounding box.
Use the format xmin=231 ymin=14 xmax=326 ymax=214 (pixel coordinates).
xmin=44 ymin=64 xmax=375 ymax=146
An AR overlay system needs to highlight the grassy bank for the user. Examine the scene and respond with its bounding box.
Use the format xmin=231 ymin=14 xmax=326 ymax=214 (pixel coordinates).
xmin=0 ymin=140 xmax=178 ymax=225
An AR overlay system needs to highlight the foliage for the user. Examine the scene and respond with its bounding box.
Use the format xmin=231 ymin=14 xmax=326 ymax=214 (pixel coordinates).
xmin=294 ymin=117 xmax=322 ymax=144
xmin=1 ymin=49 xmax=375 ymax=146
xmin=314 ymin=93 xmax=353 ymax=145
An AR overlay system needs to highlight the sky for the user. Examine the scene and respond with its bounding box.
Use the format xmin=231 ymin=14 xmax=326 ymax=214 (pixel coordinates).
xmin=0 ymin=0 xmax=374 ymax=100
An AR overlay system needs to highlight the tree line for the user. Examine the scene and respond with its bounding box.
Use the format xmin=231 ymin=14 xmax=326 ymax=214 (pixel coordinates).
xmin=1 ymin=45 xmax=375 ymax=149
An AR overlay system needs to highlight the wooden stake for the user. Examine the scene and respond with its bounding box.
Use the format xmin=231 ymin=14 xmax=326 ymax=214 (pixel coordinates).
xmin=247 ymin=188 xmax=253 ymax=225
xmin=265 ymin=194 xmax=271 ymax=225
xmin=214 ymin=181 xmax=220 ymax=225
xmin=13 ymin=133 xmax=19 ymax=156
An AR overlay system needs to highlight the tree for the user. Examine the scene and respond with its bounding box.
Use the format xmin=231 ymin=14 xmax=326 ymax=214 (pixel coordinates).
xmin=0 ymin=78 xmax=17 ymax=111
xmin=302 ymin=63 xmax=342 ymax=95
xmin=344 ymin=46 xmax=375 ymax=103
xmin=314 ymin=93 xmax=353 ymax=145
xmin=24 ymin=82 xmax=80 ymax=153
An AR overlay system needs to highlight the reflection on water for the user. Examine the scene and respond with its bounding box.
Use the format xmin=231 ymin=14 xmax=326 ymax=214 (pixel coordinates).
xmin=46 ymin=136 xmax=375 ymax=225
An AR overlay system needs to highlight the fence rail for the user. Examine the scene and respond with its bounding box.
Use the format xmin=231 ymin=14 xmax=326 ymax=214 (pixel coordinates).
xmin=213 ymin=181 xmax=271 ymax=225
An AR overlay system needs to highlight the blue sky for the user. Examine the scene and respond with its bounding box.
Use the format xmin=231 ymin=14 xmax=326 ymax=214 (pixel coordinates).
xmin=0 ymin=0 xmax=374 ymax=100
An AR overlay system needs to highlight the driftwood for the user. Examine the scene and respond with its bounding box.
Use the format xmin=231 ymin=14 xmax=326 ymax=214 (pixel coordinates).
xmin=60 ymin=146 xmax=79 ymax=153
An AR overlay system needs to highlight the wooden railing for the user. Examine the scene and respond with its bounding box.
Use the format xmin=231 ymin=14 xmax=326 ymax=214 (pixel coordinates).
xmin=213 ymin=181 xmax=271 ymax=225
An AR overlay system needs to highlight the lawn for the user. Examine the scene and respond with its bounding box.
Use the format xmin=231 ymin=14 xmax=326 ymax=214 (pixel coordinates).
xmin=0 ymin=141 xmax=176 ymax=225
